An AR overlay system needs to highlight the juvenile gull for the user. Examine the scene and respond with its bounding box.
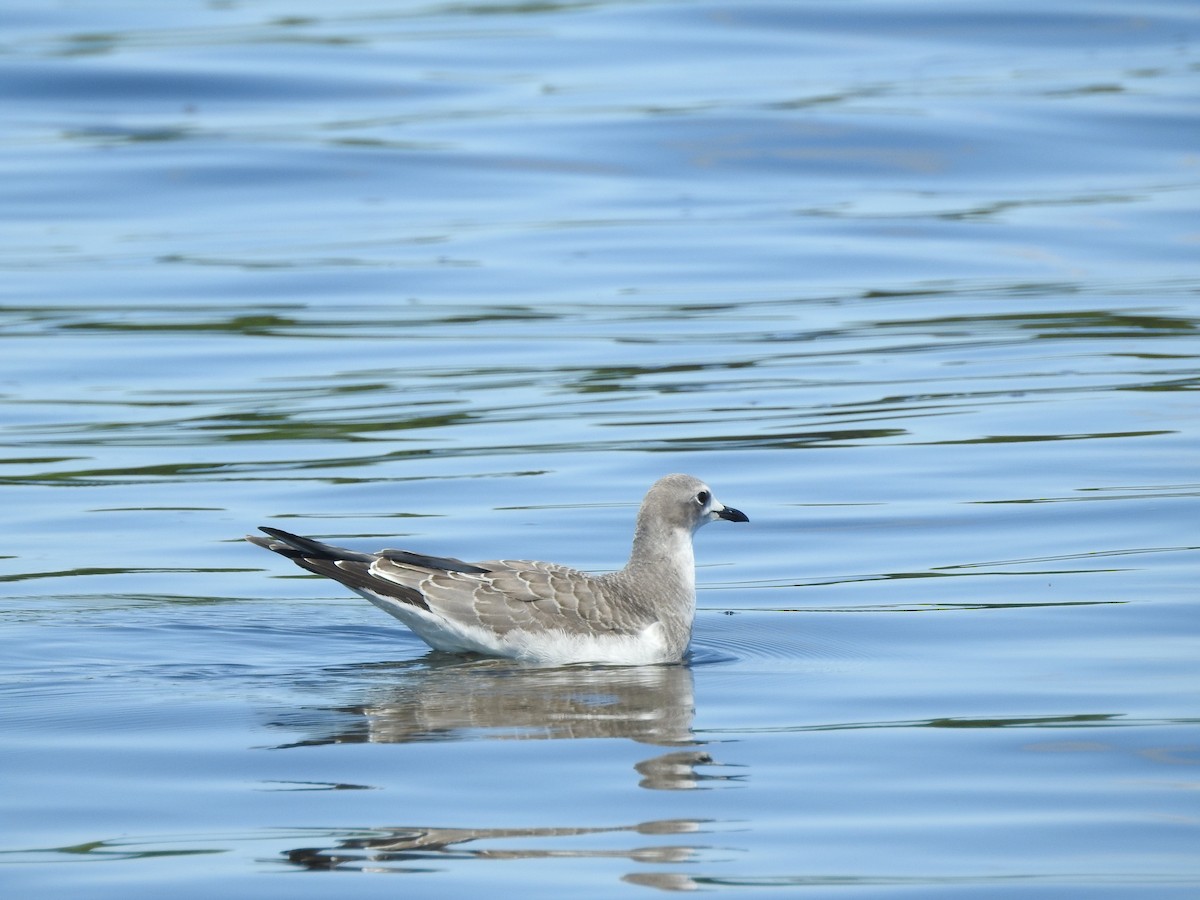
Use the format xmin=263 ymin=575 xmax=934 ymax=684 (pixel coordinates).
xmin=247 ymin=473 xmax=748 ymax=665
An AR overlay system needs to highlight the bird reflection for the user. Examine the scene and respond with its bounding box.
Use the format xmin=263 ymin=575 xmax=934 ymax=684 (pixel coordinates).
xmin=282 ymin=818 xmax=713 ymax=876
xmin=363 ymin=657 xmax=695 ymax=743
xmin=273 ymin=655 xmax=734 ymax=791
xmin=272 ymin=659 xmax=739 ymax=884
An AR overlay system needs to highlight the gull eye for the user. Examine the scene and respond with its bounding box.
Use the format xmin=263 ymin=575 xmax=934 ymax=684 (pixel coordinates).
xmin=696 ymin=490 xmax=710 ymax=506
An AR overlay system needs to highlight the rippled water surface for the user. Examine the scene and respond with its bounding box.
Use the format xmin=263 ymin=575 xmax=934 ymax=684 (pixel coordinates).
xmin=2 ymin=1 xmax=1198 ymax=896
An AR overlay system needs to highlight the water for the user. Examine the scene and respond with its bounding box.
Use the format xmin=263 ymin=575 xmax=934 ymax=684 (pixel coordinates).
xmin=2 ymin=1 xmax=1198 ymax=896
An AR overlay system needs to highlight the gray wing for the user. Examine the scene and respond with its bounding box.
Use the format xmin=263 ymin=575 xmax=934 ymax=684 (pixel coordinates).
xmin=248 ymin=527 xmax=649 ymax=637
xmin=371 ymin=557 xmax=652 ymax=638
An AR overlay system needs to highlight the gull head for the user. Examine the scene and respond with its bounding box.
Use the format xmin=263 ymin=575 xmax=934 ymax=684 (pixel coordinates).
xmin=643 ymin=473 xmax=749 ymax=534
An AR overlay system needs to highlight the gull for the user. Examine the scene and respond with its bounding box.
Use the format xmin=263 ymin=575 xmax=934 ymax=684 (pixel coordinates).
xmin=247 ymin=473 xmax=748 ymax=665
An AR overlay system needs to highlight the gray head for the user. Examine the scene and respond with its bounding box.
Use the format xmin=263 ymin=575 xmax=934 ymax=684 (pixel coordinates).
xmin=639 ymin=473 xmax=749 ymax=534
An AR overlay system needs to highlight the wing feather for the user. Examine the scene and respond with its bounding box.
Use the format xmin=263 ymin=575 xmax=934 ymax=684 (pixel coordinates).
xmin=371 ymin=558 xmax=649 ymax=637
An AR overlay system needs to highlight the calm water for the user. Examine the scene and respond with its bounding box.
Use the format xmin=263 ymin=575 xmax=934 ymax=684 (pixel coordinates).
xmin=2 ymin=1 xmax=1198 ymax=896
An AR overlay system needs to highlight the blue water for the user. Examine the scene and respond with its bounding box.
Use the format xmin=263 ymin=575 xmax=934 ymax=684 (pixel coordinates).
xmin=2 ymin=1 xmax=1198 ymax=896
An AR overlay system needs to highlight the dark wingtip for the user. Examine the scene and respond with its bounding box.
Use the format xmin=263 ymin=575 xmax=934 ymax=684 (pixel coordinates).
xmin=246 ymin=526 xmax=362 ymax=561
xmin=247 ymin=526 xmax=490 ymax=572
xmin=246 ymin=526 xmax=312 ymax=560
